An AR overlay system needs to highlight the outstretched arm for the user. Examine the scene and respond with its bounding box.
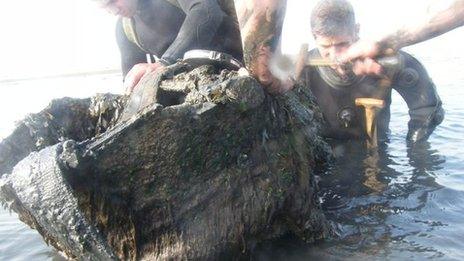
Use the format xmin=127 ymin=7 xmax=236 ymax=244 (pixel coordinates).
xmin=382 ymin=0 xmax=464 ymax=51
xmin=341 ymin=0 xmax=464 ymax=71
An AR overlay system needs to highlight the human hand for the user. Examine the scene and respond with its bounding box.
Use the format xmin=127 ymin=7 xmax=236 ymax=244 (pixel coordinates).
xmin=265 ymin=77 xmax=295 ymax=94
xmin=350 ymin=57 xmax=384 ymax=76
xmin=340 ymin=39 xmax=382 ymax=62
xmin=239 ymin=66 xmax=293 ymax=94
xmin=124 ymin=62 xmax=166 ymax=95
xmin=339 ymin=40 xmax=397 ymax=76
xmin=251 ymin=46 xmax=295 ymax=94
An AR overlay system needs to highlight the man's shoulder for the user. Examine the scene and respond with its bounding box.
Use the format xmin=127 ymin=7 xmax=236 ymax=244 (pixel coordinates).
xmin=391 ymin=50 xmax=432 ymax=87
xmin=398 ymin=50 xmax=422 ymax=63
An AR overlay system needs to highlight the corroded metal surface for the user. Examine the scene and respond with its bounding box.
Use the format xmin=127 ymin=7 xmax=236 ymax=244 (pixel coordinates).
xmin=1 ymin=65 xmax=331 ymax=260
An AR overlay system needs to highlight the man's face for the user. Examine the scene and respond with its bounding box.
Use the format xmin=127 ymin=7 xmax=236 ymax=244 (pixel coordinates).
xmin=99 ymin=0 xmax=138 ymax=17
xmin=314 ymin=34 xmax=355 ymax=60
xmin=314 ymin=31 xmax=358 ymax=74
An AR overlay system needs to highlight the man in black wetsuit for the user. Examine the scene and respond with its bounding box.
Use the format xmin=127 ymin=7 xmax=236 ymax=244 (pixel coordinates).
xmin=96 ymin=0 xmax=243 ymax=93
xmin=300 ymin=0 xmax=444 ymax=143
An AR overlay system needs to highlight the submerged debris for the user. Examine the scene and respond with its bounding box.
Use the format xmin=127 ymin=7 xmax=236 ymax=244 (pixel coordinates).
xmin=0 ymin=64 xmax=331 ymax=259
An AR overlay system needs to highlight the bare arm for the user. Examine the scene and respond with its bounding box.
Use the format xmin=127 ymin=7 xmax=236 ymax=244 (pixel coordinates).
xmin=382 ymin=0 xmax=464 ymax=51
xmin=233 ymin=0 xmax=292 ymax=94
xmin=343 ymin=0 xmax=464 ymax=62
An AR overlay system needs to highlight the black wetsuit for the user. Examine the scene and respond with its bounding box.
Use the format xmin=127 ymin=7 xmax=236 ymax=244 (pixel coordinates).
xmin=301 ymin=50 xmax=444 ymax=143
xmin=116 ymin=0 xmax=243 ymax=77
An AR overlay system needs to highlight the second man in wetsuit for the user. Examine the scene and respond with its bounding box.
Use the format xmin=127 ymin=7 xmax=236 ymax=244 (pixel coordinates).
xmin=300 ymin=0 xmax=444 ymax=143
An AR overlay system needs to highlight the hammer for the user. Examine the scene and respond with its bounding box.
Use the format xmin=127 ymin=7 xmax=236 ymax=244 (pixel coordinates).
xmin=272 ymin=53 xmax=402 ymax=83
xmin=355 ymin=98 xmax=386 ymax=147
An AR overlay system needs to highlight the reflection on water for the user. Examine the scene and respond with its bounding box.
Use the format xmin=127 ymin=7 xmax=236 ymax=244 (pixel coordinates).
xmin=317 ymin=140 xmax=447 ymax=259
xmin=0 ymin=209 xmax=65 ymax=260
xmin=254 ymin=138 xmax=463 ymax=260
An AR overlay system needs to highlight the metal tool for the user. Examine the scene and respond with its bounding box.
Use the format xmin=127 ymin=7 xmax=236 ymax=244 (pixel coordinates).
xmin=355 ymin=98 xmax=386 ymax=148
xmin=271 ymin=52 xmax=402 ymax=81
xmin=307 ymin=55 xmax=402 ymax=73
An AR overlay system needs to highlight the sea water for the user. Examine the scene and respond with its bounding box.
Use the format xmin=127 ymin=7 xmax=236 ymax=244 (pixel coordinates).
xmin=1 ymin=38 xmax=464 ymax=260
xmin=0 ymin=73 xmax=121 ymax=260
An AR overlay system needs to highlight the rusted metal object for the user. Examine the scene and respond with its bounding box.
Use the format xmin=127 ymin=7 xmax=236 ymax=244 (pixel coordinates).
xmin=355 ymin=98 xmax=386 ymax=148
xmin=0 ymin=65 xmax=331 ymax=260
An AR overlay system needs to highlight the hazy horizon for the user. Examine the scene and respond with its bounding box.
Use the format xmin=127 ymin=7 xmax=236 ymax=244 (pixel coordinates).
xmin=2 ymin=0 xmax=462 ymax=81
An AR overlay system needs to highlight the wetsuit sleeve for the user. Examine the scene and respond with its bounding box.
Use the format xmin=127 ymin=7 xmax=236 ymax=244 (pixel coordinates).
xmin=160 ymin=0 xmax=225 ymax=64
xmin=392 ymin=52 xmax=445 ymax=143
xmin=115 ymin=18 xmax=147 ymax=78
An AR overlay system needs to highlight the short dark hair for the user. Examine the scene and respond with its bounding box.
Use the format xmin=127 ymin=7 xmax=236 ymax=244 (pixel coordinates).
xmin=311 ymin=0 xmax=356 ymax=37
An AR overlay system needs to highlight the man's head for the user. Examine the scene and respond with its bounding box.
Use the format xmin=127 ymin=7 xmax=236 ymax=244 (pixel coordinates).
xmin=311 ymin=0 xmax=359 ymax=62
xmin=96 ymin=0 xmax=138 ymax=17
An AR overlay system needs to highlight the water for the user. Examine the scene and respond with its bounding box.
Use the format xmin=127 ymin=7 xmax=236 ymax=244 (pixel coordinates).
xmin=0 ymin=73 xmax=122 ymax=260
xmin=1 ymin=42 xmax=464 ymax=259
xmin=260 ymin=139 xmax=464 ymax=260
